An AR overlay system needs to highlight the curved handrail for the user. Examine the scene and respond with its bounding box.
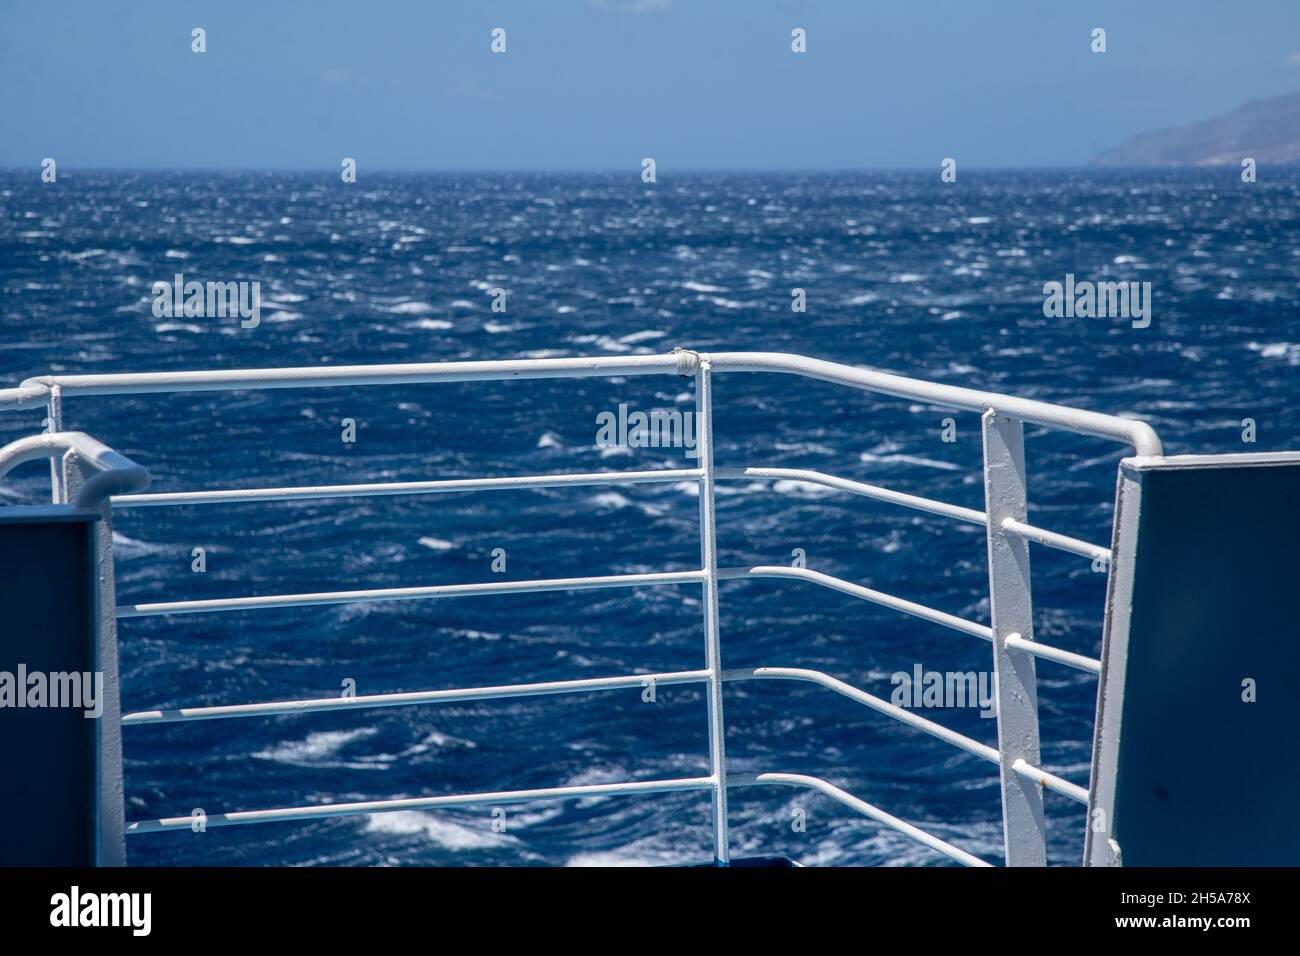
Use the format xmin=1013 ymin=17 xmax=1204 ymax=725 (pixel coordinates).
xmin=707 ymin=352 xmax=1162 ymax=455
xmin=729 ymin=772 xmax=992 ymax=867
xmin=723 ymin=666 xmax=998 ymax=761
xmin=716 ymin=465 xmax=988 ymax=526
xmin=3 ymin=349 xmax=1162 ymax=454
xmin=718 ymin=565 xmax=994 ymax=641
xmin=0 ymin=432 xmax=150 ymax=507
xmin=722 ymin=666 xmax=1088 ymax=804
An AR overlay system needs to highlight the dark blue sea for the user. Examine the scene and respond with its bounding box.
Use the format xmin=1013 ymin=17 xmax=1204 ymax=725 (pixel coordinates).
xmin=2 ymin=169 xmax=1297 ymax=866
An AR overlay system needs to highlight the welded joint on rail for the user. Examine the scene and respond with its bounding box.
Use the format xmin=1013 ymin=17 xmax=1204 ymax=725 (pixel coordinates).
xmin=673 ymin=347 xmax=702 ymax=377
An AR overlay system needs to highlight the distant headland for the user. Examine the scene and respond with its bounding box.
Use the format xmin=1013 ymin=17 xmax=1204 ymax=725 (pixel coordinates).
xmin=1092 ymin=91 xmax=1300 ymax=166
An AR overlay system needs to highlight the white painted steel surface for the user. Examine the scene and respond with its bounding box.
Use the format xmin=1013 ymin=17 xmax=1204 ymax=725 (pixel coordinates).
xmin=125 ymin=777 xmax=717 ymax=835
xmin=0 ymin=431 xmax=150 ymax=507
xmin=731 ymin=773 xmax=993 ymax=867
xmin=718 ymin=565 xmax=994 ymax=641
xmin=113 ymin=468 xmax=703 ymax=507
xmin=705 ymin=352 xmax=1162 ymax=456
xmin=1001 ymin=517 xmax=1110 ymax=564
xmin=116 ymin=570 xmax=708 ymax=618
xmin=0 ymin=350 xmax=1156 ymax=866
xmin=723 ymin=666 xmax=999 ymax=763
xmin=717 ymin=465 xmax=988 ymax=525
xmin=0 ymin=349 xmax=1165 ymax=457
xmin=982 ymin=410 xmax=1047 ymax=866
xmin=1005 ymin=634 xmax=1101 ymax=675
xmin=693 ymin=359 xmax=731 ymax=863
xmin=122 ymin=670 xmax=712 ymax=724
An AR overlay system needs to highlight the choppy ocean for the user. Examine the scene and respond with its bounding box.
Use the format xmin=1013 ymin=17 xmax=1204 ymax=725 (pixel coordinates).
xmin=1 ymin=169 xmax=1297 ymax=866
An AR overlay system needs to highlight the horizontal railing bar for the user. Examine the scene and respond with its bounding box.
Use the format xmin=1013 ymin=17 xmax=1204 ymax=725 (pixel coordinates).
xmin=12 ymin=353 xmax=687 ymax=407
xmin=1011 ymin=759 xmax=1090 ymax=805
xmin=1004 ymin=634 xmax=1101 ymax=675
xmin=726 ymin=666 xmax=1087 ymax=805
xmin=723 ymin=666 xmax=999 ymax=763
xmin=137 ymin=663 xmax=1085 ymax=809
xmin=126 ymin=776 xmax=716 ymax=835
xmin=730 ymin=772 xmax=992 ymax=867
xmin=0 ymin=383 xmax=52 ymax=411
xmin=125 ymin=768 xmax=1003 ymax=860
xmin=1000 ymin=518 xmax=1111 ymax=563
xmin=6 ymin=350 xmax=1163 ymax=454
xmin=126 ymin=660 xmax=1002 ymax=760
xmin=718 ymin=565 xmax=994 ymax=641
xmin=113 ymin=468 xmax=704 ymax=508
xmin=117 ymin=569 xmax=707 ymax=619
xmin=706 ymin=352 xmax=1163 ymax=455
xmin=717 ymin=466 xmax=987 ymax=526
xmin=122 ymin=665 xmax=1086 ymax=838
xmin=123 ymin=669 xmax=711 ymax=724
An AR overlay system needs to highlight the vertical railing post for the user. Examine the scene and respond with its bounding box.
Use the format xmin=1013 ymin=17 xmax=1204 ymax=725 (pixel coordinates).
xmin=694 ymin=358 xmax=730 ymax=864
xmin=47 ymin=384 xmax=64 ymax=502
xmin=60 ymin=445 xmax=128 ymax=866
xmin=981 ymin=409 xmax=1046 ymax=866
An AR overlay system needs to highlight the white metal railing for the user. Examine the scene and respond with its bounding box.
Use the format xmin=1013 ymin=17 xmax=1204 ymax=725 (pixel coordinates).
xmin=0 ymin=349 xmax=1162 ymax=867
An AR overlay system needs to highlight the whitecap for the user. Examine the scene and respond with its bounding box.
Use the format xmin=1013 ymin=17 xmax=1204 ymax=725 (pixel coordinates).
xmin=364 ymin=811 xmax=519 ymax=850
xmin=860 ymin=452 xmax=962 ymax=471
xmin=568 ymin=844 xmax=699 ymax=867
xmin=110 ymin=532 xmax=170 ymax=556
xmin=384 ymin=301 xmax=437 ymax=315
xmin=773 ymin=479 xmax=839 ymax=499
xmin=1247 ymin=341 xmax=1300 ymax=362
xmin=254 ymin=728 xmax=378 ymax=766
xmin=619 ymin=329 xmax=666 ymax=344
xmin=570 ymin=334 xmax=632 ymax=353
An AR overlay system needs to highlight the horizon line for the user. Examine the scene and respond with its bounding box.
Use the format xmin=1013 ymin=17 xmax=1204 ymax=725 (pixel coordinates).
xmin=0 ymin=163 xmax=1263 ymax=175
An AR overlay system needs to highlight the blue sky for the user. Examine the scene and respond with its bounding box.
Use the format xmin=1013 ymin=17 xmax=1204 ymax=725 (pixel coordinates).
xmin=2 ymin=0 xmax=1299 ymax=170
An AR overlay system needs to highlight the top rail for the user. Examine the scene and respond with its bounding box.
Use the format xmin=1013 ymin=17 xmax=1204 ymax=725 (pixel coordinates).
xmin=3 ymin=354 xmax=687 ymax=407
xmin=705 ymin=353 xmax=1161 ymax=456
xmin=2 ymin=350 xmax=1161 ymax=454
